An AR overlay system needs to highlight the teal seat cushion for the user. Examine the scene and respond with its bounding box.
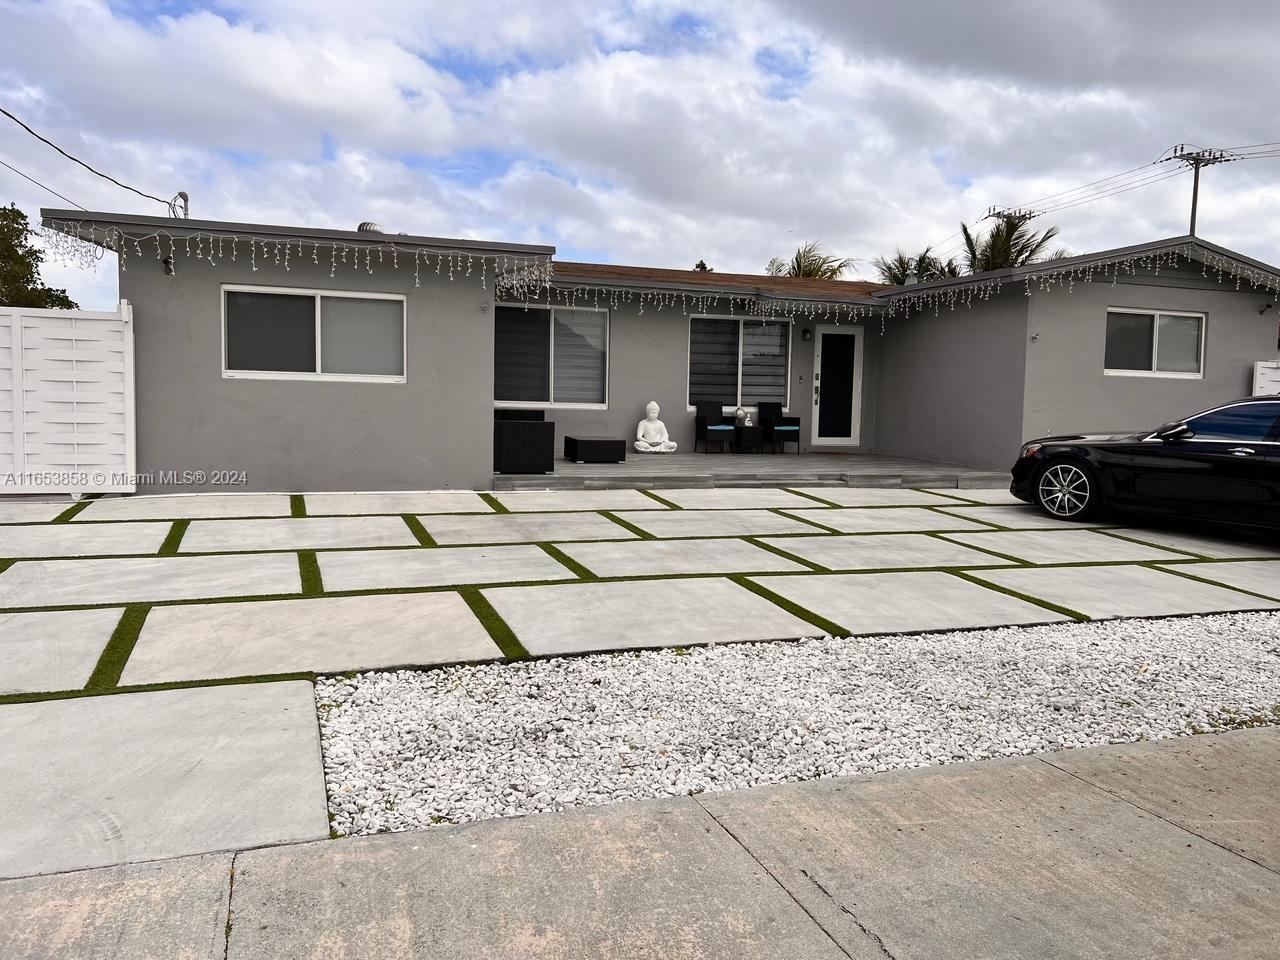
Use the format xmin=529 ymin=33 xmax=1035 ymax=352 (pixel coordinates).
xmin=775 ymin=425 xmax=800 ymax=432
xmin=707 ymin=424 xmax=734 ymax=431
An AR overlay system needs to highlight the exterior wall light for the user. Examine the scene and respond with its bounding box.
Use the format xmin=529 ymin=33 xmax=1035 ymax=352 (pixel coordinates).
xmin=801 ymin=328 xmax=812 ymax=341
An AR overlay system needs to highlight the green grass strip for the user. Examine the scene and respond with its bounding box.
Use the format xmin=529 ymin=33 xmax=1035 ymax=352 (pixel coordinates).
xmin=744 ymin=537 xmax=828 ymax=571
xmin=638 ymin=488 xmax=682 ymax=509
xmin=730 ymin=575 xmax=849 ymax=637
xmin=460 ymin=587 xmax=529 ymax=659
xmin=0 ymin=559 xmax=13 ymax=577
xmin=600 ymin=511 xmax=656 ymax=540
xmin=85 ymin=604 xmax=151 ymax=689
xmin=290 ymin=494 xmax=307 ymax=518
xmin=298 ymin=551 xmax=325 ymax=595
xmin=1150 ymin=562 xmax=1280 ymax=604
xmin=479 ymin=492 xmax=510 ymax=514
xmin=158 ymin=519 xmax=190 ymax=556
xmin=784 ymin=487 xmax=843 ymax=507
xmin=51 ymin=495 xmax=98 ymax=523
xmin=538 ymin=542 xmax=597 ymax=580
xmin=948 ymin=569 xmax=1090 ymax=621
xmin=403 ymin=514 xmax=437 ymax=546
xmin=0 ymin=671 xmax=317 ymax=707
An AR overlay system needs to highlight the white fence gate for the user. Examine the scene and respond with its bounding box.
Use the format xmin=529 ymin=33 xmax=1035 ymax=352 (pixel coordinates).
xmin=0 ymin=301 xmax=136 ymax=495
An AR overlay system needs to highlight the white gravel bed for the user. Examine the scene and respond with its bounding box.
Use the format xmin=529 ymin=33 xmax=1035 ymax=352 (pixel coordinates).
xmin=316 ymin=612 xmax=1280 ymax=837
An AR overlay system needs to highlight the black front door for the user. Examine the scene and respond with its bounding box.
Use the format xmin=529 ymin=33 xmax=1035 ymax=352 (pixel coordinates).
xmin=816 ymin=331 xmax=857 ymax=442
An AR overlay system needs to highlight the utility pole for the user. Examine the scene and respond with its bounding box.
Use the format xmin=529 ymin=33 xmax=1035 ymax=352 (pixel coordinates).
xmin=1163 ymin=145 xmax=1238 ymax=236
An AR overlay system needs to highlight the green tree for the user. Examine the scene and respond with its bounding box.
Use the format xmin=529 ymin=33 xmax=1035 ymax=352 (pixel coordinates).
xmin=871 ymin=246 xmax=962 ymax=285
xmin=765 ymin=240 xmax=855 ymax=280
xmin=960 ymin=213 xmax=1068 ymax=274
xmin=692 ymin=259 xmax=713 ymax=272
xmin=0 ymin=203 xmax=77 ymax=309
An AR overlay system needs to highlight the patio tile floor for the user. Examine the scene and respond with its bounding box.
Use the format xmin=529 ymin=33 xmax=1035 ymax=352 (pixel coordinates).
xmin=180 ymin=516 xmax=418 ymax=553
xmin=783 ymin=507 xmax=996 ymax=534
xmin=73 ymin=493 xmax=293 ymax=521
xmin=1157 ymin=560 xmax=1280 ymax=600
xmin=493 ymin=489 xmax=671 ymax=512
xmin=121 ymin=592 xmax=501 ymax=685
xmin=0 ymin=681 xmax=328 ymax=878
xmin=935 ymin=504 xmax=1110 ymax=530
xmin=418 ymin=511 xmax=636 ymax=545
xmin=0 ymin=553 xmax=302 ymax=609
xmin=649 ymin=487 xmax=818 ymax=510
xmin=613 ymin=508 xmax=822 ymax=539
xmin=751 ymin=571 xmax=1069 ymax=634
xmin=482 ymin=578 xmax=819 ymax=655
xmin=759 ymin=533 xmax=1018 ymax=571
xmin=0 ymin=521 xmax=171 ymax=558
xmin=923 ymin=487 xmax=1023 ymax=505
xmin=318 ymin=543 xmax=573 ymax=592
xmin=944 ymin=528 xmax=1193 ymax=565
xmin=0 ymin=500 xmax=72 ymax=523
xmin=1106 ymin=527 xmax=1280 ymax=560
xmin=301 ymin=491 xmax=492 ymax=516
xmin=0 ymin=608 xmax=123 ymax=694
xmin=786 ymin=487 xmax=962 ymax=507
xmin=555 ymin=537 xmax=809 ymax=578
xmin=970 ymin=565 xmax=1280 ymax=619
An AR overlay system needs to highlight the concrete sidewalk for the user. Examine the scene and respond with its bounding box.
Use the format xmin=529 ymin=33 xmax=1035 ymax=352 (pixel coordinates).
xmin=3 ymin=728 xmax=1278 ymax=959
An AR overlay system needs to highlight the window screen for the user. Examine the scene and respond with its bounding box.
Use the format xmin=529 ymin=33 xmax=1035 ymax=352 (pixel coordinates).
xmin=741 ymin=322 xmax=789 ymax=405
xmin=688 ymin=317 xmax=739 ymax=406
xmin=1104 ymin=312 xmax=1154 ymax=371
xmin=494 ymin=306 xmax=550 ymax=402
xmin=225 ymin=291 xmax=317 ymax=373
xmin=552 ymin=308 xmax=607 ymax=404
xmin=1155 ymin=315 xmax=1202 ymax=373
xmin=321 ymin=297 xmax=404 ymax=376
xmin=1187 ymin=402 xmax=1280 ymax=442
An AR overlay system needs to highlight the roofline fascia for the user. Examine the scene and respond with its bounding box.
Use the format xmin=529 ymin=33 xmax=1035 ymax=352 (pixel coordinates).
xmin=550 ymin=275 xmax=883 ymax=309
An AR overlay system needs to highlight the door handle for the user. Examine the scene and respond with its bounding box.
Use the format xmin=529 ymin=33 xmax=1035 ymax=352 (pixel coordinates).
xmin=1228 ymin=447 xmax=1255 ymax=457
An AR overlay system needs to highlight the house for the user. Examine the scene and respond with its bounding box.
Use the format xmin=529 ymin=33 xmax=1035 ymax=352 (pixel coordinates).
xmin=29 ymin=209 xmax=1280 ymax=493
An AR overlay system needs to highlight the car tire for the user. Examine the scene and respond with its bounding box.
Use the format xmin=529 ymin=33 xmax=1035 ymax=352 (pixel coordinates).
xmin=1033 ymin=458 xmax=1102 ymax=521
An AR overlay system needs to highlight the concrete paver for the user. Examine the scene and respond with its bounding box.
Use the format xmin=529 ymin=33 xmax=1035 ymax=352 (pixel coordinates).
xmin=945 ymin=528 xmax=1193 ymax=564
xmin=1108 ymin=527 xmax=1280 ymax=560
xmin=0 ymin=521 xmax=171 ymax=558
xmin=923 ymin=487 xmax=1023 ymax=505
xmin=0 ymin=854 xmax=231 ymax=960
xmin=319 ymin=544 xmax=575 ymax=591
xmin=759 ymin=533 xmax=1017 ymax=570
xmin=121 ymin=592 xmax=501 ymax=684
xmin=699 ymin=751 xmax=1280 ymax=960
xmin=936 ymin=503 xmax=1111 ymax=529
xmin=0 ymin=553 xmax=302 ymax=609
xmin=752 ymin=571 xmax=1068 ymax=634
xmin=786 ymin=487 xmax=961 ymax=507
xmin=0 ymin=681 xmax=329 ymax=878
xmin=783 ymin=506 xmax=996 ymax=533
xmin=971 ymin=564 xmax=1279 ymax=619
xmin=0 ymin=608 xmax=122 ymax=694
xmin=613 ymin=508 xmax=821 ymax=538
xmin=419 ymin=511 xmax=635 ymax=545
xmin=555 ymin=537 xmax=808 ymax=577
xmin=180 ymin=516 xmax=417 ymax=552
xmin=1159 ymin=559 xmax=1280 ymax=600
xmin=649 ymin=487 xmax=817 ymax=509
xmin=301 ymin=491 xmax=491 ymax=515
xmin=227 ymin=799 xmax=850 ymax=960
xmin=483 ymin=577 xmax=819 ymax=655
xmin=73 ymin=494 xmax=292 ymax=521
xmin=493 ymin=489 xmax=671 ymax=512
xmin=0 ymin=500 xmax=71 ymax=523
xmin=1045 ymin=728 xmax=1280 ymax=873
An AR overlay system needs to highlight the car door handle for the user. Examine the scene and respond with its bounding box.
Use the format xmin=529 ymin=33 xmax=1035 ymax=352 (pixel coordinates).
xmin=1228 ymin=447 xmax=1256 ymax=457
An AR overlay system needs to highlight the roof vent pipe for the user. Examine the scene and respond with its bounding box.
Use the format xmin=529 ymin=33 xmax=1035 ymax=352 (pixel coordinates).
xmin=357 ymin=221 xmax=384 ymax=233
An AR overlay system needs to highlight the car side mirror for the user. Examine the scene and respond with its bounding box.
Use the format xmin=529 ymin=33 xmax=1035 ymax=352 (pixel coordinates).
xmin=1153 ymin=421 xmax=1192 ymax=441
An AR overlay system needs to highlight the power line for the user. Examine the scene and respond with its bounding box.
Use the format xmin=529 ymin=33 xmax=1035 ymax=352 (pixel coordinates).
xmin=0 ymin=156 xmax=86 ymax=209
xmin=0 ymin=105 xmax=169 ymax=208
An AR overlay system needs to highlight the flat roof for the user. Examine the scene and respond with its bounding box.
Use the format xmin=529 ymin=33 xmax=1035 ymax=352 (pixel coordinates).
xmin=41 ymin=209 xmax=556 ymax=258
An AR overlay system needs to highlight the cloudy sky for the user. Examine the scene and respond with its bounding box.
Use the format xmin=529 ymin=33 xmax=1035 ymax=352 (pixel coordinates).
xmin=4 ymin=0 xmax=1280 ymax=308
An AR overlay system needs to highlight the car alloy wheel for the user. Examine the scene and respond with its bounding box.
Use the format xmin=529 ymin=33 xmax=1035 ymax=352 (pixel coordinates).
xmin=1037 ymin=462 xmax=1092 ymax=518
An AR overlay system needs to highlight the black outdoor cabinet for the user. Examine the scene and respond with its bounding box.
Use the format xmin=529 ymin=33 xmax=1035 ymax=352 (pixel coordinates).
xmin=494 ymin=410 xmax=555 ymax=474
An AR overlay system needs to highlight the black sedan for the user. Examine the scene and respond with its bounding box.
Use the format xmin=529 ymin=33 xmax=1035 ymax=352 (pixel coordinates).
xmin=1011 ymin=396 xmax=1280 ymax=528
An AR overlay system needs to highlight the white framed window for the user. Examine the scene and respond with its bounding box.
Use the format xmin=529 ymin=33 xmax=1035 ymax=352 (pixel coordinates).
xmin=687 ymin=315 xmax=791 ymax=410
xmin=222 ymin=285 xmax=406 ymax=383
xmin=493 ymin=304 xmax=609 ymax=408
xmin=1103 ymin=308 xmax=1205 ymax=379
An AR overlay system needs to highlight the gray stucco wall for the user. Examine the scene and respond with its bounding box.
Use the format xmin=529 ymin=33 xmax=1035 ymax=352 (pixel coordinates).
xmin=118 ymin=242 xmax=496 ymax=492
xmin=1022 ymin=264 xmax=1280 ymax=440
xmin=529 ymin=299 xmax=876 ymax=457
xmin=872 ymin=292 xmax=1030 ymax=469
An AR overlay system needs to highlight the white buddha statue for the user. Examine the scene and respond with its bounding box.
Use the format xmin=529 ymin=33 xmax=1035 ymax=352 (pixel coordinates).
xmin=635 ymin=400 xmax=677 ymax=453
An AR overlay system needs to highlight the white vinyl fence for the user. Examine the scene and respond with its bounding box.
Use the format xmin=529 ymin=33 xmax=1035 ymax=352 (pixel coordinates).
xmin=0 ymin=301 xmax=136 ymax=495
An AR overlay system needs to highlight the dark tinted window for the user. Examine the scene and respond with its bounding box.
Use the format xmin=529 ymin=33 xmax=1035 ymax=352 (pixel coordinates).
xmin=494 ymin=306 xmax=550 ymax=402
xmin=1186 ymin=403 xmax=1280 ymax=442
xmin=1104 ymin=312 xmax=1153 ymax=370
xmin=688 ymin=317 xmax=739 ymax=406
xmin=225 ymin=291 xmax=316 ymax=373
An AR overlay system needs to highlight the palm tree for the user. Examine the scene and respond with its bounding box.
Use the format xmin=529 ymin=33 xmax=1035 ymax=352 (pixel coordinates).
xmin=960 ymin=214 xmax=1067 ymax=274
xmin=871 ymin=246 xmax=961 ymax=285
xmin=765 ymin=240 xmax=855 ymax=280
